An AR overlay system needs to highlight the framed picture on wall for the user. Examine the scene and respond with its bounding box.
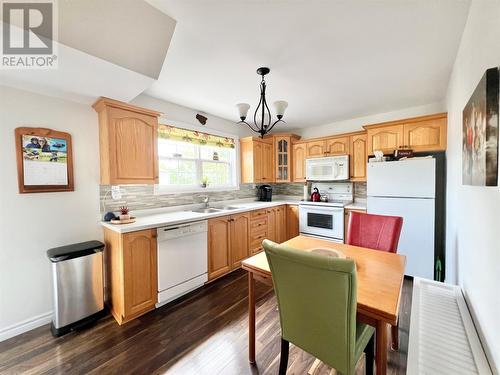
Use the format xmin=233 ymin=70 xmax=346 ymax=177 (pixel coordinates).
xmin=462 ymin=67 xmax=499 ymax=186
xmin=15 ymin=127 xmax=74 ymax=193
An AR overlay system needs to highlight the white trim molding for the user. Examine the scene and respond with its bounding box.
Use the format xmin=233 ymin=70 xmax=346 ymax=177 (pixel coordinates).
xmin=0 ymin=311 xmax=53 ymax=342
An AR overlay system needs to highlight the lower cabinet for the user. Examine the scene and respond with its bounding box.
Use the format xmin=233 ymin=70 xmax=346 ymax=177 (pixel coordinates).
xmin=207 ymin=216 xmax=232 ymax=280
xmin=287 ymin=204 xmax=299 ymax=240
xmin=104 ymin=227 xmax=158 ymax=325
xmin=207 ymin=205 xmax=288 ymax=281
xmin=208 ymin=212 xmax=250 ymax=280
xmin=230 ymin=213 xmax=251 ymax=268
xmin=266 ymin=205 xmax=287 ymax=243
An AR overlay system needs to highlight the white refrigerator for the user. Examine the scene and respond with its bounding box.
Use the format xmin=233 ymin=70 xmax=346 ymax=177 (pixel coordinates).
xmin=367 ymin=158 xmax=436 ymax=279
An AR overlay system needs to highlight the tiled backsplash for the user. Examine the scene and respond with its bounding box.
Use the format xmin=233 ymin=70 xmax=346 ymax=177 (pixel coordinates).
xmin=354 ymin=182 xmax=367 ymax=200
xmin=100 ymin=182 xmax=366 ymax=213
xmin=100 ymin=183 xmax=305 ymax=213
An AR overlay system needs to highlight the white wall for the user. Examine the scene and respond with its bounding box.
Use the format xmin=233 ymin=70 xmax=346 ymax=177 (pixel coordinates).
xmin=444 ymin=1 xmax=500 ymax=372
xmin=290 ymin=102 xmax=445 ymax=138
xmin=0 ymin=86 xmax=101 ymax=340
xmin=132 ymin=93 xmax=253 ymax=138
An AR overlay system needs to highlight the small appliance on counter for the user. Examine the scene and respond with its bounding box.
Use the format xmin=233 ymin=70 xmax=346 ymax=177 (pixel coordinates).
xmin=258 ymin=184 xmax=272 ymax=201
xmin=311 ymin=187 xmax=321 ymax=202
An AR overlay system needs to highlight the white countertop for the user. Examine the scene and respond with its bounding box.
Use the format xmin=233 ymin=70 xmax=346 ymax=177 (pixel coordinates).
xmin=101 ymin=196 xmax=368 ymax=233
xmin=101 ymin=198 xmax=302 ymax=234
xmin=345 ymin=201 xmax=367 ymax=210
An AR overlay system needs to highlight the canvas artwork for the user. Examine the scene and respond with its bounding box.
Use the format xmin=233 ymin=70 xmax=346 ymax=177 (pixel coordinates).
xmin=462 ymin=67 xmax=499 ymax=186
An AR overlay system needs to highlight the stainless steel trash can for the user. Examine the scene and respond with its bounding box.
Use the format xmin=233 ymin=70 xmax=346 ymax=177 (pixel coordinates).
xmin=47 ymin=240 xmax=105 ymax=337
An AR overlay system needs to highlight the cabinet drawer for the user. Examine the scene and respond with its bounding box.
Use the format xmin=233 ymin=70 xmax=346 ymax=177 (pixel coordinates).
xmin=250 ymin=217 xmax=267 ymax=231
xmin=250 ymin=231 xmax=267 ymax=248
xmin=250 ymin=209 xmax=267 ymax=219
xmin=250 ymin=245 xmax=264 ymax=255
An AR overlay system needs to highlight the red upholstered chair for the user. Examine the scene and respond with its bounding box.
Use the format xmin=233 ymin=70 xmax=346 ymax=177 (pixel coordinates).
xmin=346 ymin=212 xmax=403 ymax=253
xmin=346 ymin=211 xmax=403 ymax=350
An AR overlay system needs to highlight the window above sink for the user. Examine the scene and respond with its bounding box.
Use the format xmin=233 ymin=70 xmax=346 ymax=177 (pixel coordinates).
xmin=155 ymin=124 xmax=239 ymax=195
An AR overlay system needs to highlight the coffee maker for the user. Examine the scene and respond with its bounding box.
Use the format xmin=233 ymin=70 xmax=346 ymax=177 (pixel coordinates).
xmin=258 ymin=185 xmax=272 ymax=201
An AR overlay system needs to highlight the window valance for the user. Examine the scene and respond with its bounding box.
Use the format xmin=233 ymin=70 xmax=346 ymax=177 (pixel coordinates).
xmin=158 ymin=124 xmax=236 ymax=149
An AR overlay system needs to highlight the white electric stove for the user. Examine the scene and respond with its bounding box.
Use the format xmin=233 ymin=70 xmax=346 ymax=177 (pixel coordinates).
xmin=299 ymin=182 xmax=353 ymax=242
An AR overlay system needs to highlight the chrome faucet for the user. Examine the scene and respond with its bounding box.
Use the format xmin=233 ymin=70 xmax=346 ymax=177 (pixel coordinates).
xmin=200 ymin=195 xmax=209 ymax=208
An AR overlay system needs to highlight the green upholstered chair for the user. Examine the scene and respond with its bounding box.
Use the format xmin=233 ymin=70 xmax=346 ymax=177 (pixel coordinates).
xmin=263 ymin=239 xmax=375 ymax=375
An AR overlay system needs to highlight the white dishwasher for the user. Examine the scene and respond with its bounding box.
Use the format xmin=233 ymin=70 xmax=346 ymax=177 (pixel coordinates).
xmin=157 ymin=220 xmax=208 ymax=307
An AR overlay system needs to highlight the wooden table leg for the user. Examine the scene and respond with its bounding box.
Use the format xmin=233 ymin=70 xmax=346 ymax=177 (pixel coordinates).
xmin=376 ymin=320 xmax=388 ymax=375
xmin=248 ymin=271 xmax=256 ymax=363
xmin=391 ymin=323 xmax=399 ymax=351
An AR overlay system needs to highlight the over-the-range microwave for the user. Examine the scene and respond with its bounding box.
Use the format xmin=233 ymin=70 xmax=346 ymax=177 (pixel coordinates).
xmin=305 ymin=155 xmax=349 ymax=181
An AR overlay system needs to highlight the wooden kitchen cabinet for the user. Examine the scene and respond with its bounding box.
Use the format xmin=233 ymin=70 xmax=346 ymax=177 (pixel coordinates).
xmin=230 ymin=212 xmax=250 ymax=268
xmin=287 ymin=204 xmax=300 ymax=240
xmin=325 ymin=136 xmax=349 ymax=155
xmin=208 ymin=216 xmax=232 ymax=280
xmin=364 ymin=113 xmax=447 ymax=155
xmin=208 ymin=212 xmax=251 ymax=280
xmin=306 ymin=140 xmax=326 ymax=158
xmin=365 ymin=124 xmax=404 ymax=156
xmin=267 ymin=205 xmax=287 ymax=243
xmin=271 ymin=134 xmax=301 ymax=183
xmin=103 ymin=227 xmax=158 ymax=325
xmin=292 ymin=142 xmax=307 ymax=182
xmin=403 ymin=114 xmax=447 ymax=152
xmin=93 ymin=97 xmax=161 ymax=185
xmin=349 ymin=133 xmax=367 ymax=181
xmin=240 ymin=137 xmax=274 ymax=183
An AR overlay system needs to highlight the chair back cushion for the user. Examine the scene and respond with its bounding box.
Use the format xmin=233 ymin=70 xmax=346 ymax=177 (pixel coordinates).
xmin=263 ymin=239 xmax=358 ymax=374
xmin=346 ymin=212 xmax=403 ymax=253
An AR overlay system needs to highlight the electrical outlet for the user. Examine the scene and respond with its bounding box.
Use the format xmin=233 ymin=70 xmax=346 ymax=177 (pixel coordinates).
xmin=111 ymin=186 xmax=122 ymax=200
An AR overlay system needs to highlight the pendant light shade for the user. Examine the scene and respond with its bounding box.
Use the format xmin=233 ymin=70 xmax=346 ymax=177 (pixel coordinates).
xmin=236 ymin=103 xmax=250 ymax=120
xmin=273 ymin=100 xmax=288 ymax=118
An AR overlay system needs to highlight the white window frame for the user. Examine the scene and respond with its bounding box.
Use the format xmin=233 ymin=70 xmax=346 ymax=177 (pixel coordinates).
xmin=154 ymin=120 xmax=240 ymax=195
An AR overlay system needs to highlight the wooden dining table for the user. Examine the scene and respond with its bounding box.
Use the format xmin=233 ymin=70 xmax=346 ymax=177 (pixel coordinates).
xmin=241 ymin=235 xmax=406 ymax=375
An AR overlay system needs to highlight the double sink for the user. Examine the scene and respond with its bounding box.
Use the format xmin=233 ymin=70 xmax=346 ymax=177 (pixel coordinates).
xmin=191 ymin=206 xmax=243 ymax=214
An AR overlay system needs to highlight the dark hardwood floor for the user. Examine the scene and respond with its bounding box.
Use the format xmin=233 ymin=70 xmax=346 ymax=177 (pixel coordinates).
xmin=0 ymin=270 xmax=412 ymax=375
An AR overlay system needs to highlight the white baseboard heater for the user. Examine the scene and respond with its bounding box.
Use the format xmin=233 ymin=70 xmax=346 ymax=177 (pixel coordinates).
xmin=407 ymin=278 xmax=492 ymax=375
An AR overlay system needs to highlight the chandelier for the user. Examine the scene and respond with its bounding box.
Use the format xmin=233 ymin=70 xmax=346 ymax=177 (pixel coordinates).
xmin=236 ymin=67 xmax=288 ymax=137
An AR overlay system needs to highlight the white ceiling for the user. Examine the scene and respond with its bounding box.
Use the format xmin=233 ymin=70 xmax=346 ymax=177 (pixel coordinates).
xmin=0 ymin=0 xmax=175 ymax=104
xmin=145 ymin=0 xmax=470 ymax=129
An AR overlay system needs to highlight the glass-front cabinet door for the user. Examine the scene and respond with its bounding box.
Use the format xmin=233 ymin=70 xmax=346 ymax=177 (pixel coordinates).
xmin=275 ymin=136 xmax=291 ymax=182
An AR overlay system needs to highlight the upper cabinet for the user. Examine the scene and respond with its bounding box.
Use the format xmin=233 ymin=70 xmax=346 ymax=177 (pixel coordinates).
xmin=306 ymin=140 xmax=325 ymax=158
xmin=365 ymin=124 xmax=404 ymax=156
xmin=306 ymin=136 xmax=349 ymax=158
xmin=364 ymin=113 xmax=447 ymax=156
xmin=273 ymin=134 xmax=300 ymax=183
xmin=349 ymin=133 xmax=367 ymax=181
xmin=240 ymin=134 xmax=300 ymax=184
xmin=403 ymin=115 xmax=447 ymax=152
xmin=240 ymin=137 xmax=274 ymax=183
xmin=325 ymin=136 xmax=350 ymax=155
xmin=93 ymin=97 xmax=162 ymax=185
xmin=292 ymin=142 xmax=307 ymax=182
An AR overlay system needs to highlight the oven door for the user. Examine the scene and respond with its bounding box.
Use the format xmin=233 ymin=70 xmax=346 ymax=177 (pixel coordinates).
xmin=299 ymin=205 xmax=344 ymax=241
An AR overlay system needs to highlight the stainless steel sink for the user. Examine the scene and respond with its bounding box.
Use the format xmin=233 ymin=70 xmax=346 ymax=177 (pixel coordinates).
xmin=191 ymin=208 xmax=223 ymax=214
xmin=191 ymin=206 xmax=245 ymax=213
xmin=220 ymin=206 xmax=242 ymax=210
